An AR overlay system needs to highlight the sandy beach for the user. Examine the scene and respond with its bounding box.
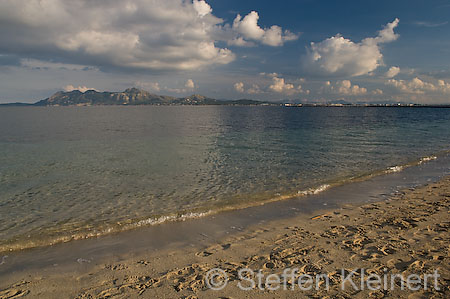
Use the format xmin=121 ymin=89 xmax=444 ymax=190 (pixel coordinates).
xmin=1 ymin=176 xmax=449 ymax=299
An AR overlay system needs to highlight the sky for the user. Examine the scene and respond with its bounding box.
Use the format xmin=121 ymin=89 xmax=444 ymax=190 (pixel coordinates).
xmin=1 ymin=0 xmax=450 ymax=104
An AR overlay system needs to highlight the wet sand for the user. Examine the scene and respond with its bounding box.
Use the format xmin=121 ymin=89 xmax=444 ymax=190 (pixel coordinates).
xmin=1 ymin=176 xmax=449 ymax=298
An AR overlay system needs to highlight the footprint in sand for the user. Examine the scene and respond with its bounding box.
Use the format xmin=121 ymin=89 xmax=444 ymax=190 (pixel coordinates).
xmin=105 ymin=263 xmax=127 ymax=270
xmin=195 ymin=251 xmax=213 ymax=257
xmin=0 ymin=289 xmax=30 ymax=299
xmin=165 ymin=264 xmax=211 ymax=292
xmin=378 ymin=244 xmax=396 ymax=256
xmin=195 ymin=243 xmax=231 ymax=257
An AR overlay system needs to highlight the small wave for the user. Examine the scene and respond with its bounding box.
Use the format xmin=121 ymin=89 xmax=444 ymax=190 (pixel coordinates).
xmin=297 ymin=184 xmax=331 ymax=196
xmin=385 ymin=165 xmax=404 ymax=173
xmin=131 ymin=211 xmax=213 ymax=228
xmin=419 ymin=155 xmax=437 ymax=164
xmin=384 ymin=154 xmax=440 ymax=174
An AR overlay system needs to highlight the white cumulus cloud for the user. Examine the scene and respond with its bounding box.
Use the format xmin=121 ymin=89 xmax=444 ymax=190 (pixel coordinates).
xmin=335 ymin=80 xmax=367 ymax=95
xmin=63 ymin=85 xmax=96 ymax=93
xmin=437 ymin=79 xmax=450 ymax=93
xmin=372 ymin=88 xmax=384 ymax=95
xmin=193 ymin=0 xmax=212 ymax=17
xmin=135 ymin=81 xmax=161 ymax=92
xmin=233 ymin=82 xmax=262 ymax=94
xmin=234 ymin=82 xmax=245 ymax=93
xmin=0 ymin=0 xmax=296 ymax=73
xmin=386 ymin=77 xmax=450 ymax=94
xmin=269 ymin=77 xmax=294 ymax=93
xmin=247 ymin=84 xmax=262 ymax=94
xmin=166 ymin=79 xmax=198 ymax=94
xmin=185 ymin=79 xmax=196 ymax=89
xmin=269 ymin=77 xmax=306 ymax=95
xmin=325 ymin=80 xmax=368 ymax=95
xmin=385 ymin=66 xmax=400 ymax=78
xmin=231 ymin=11 xmax=298 ymax=46
xmin=234 ymin=78 xmax=306 ymax=95
xmin=302 ymin=19 xmax=400 ymax=77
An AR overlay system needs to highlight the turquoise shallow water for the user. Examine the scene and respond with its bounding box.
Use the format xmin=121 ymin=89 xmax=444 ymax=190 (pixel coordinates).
xmin=0 ymin=106 xmax=449 ymax=252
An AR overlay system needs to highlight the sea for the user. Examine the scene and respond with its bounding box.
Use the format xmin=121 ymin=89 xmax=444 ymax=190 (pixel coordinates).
xmin=0 ymin=106 xmax=449 ymax=253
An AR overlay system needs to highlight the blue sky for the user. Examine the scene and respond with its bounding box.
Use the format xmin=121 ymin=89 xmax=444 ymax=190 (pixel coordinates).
xmin=0 ymin=0 xmax=449 ymax=103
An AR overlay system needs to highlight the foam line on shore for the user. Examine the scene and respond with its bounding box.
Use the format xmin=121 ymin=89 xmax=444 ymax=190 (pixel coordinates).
xmin=0 ymin=151 xmax=448 ymax=255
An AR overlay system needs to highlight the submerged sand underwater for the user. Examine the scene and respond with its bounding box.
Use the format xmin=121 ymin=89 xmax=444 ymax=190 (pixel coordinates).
xmin=1 ymin=176 xmax=448 ymax=298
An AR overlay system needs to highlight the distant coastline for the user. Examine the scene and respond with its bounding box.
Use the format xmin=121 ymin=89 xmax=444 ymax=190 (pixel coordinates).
xmin=1 ymin=87 xmax=450 ymax=107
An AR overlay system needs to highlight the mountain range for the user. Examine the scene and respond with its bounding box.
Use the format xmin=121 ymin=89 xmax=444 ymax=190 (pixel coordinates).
xmin=27 ymin=88 xmax=271 ymax=106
